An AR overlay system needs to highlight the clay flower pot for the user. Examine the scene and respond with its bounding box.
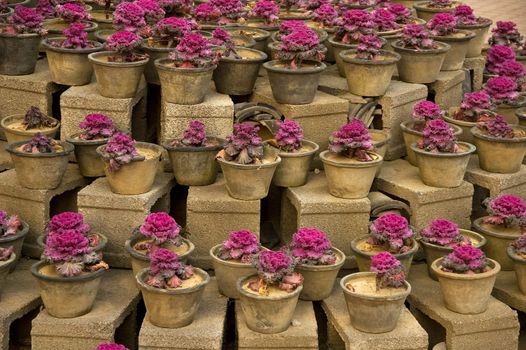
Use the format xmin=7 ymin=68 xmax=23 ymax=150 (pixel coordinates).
xmin=272 ymin=140 xmax=319 ymax=187
xmin=140 ymin=41 xmax=171 ymax=85
xmin=370 ymin=130 xmax=391 ymax=176
xmin=0 ymin=31 xmax=42 ymax=76
xmin=0 ymin=221 xmax=29 ymax=272
xmin=66 ymin=133 xmax=108 ymax=177
xmin=6 ymin=140 xmax=74 ymax=190
xmin=516 ymin=107 xmax=526 ymax=127
xmin=320 ymin=150 xmax=383 ymax=199
xmin=31 ymin=260 xmax=106 ymax=318
xmin=0 ymin=252 xmax=16 ymax=299
xmin=471 ymin=125 xmax=526 ymax=174
xmin=410 ymin=141 xmax=475 ymax=188
xmin=413 ymin=1 xmax=461 ymax=22
xmin=89 ymin=10 xmax=113 ymax=30
xmin=431 ymin=30 xmax=475 ymax=71
xmin=1 ymin=114 xmax=60 ymax=144
xmin=43 ymin=19 xmax=98 ymax=36
xmin=442 ymin=107 xmax=481 ymax=144
xmin=507 ymin=246 xmax=526 ymax=295
xmin=89 ymin=51 xmax=149 ymax=98
xmin=236 ymin=274 xmax=303 ymax=334
xmin=457 ymin=18 xmax=492 ymax=58
xmin=329 ymin=36 xmax=388 ymax=77
xmin=431 ymin=257 xmax=500 ymax=314
xmin=340 ymin=272 xmax=411 ymax=333
xmin=495 ymin=96 xmax=526 ymax=125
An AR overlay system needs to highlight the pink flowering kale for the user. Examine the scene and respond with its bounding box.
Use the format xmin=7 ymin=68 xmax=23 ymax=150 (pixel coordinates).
xmin=55 ymin=3 xmax=91 ymax=23
xmin=159 ymin=0 xmax=192 ymax=15
xmin=454 ymin=91 xmax=495 ymax=122
xmin=249 ymin=250 xmax=303 ymax=293
xmin=6 ymin=6 xmax=46 ymax=35
xmin=99 ymin=132 xmax=143 ymax=172
xmin=334 ymin=9 xmax=374 ymax=44
xmin=59 ymin=22 xmax=89 ymax=49
xmin=275 ymin=120 xmax=304 ymax=152
xmin=36 ymin=0 xmax=55 ymax=19
xmin=78 ymin=114 xmax=116 ymax=140
xmin=20 ymin=133 xmax=60 ymax=154
xmin=356 ymin=34 xmax=382 ymax=60
xmin=421 ymin=219 xmax=466 ymax=247
xmin=106 ymin=31 xmax=144 ymax=62
xmin=313 ymin=4 xmax=338 ymax=28
xmin=417 ymin=119 xmax=459 ymax=153
xmin=476 ymin=115 xmax=514 ymax=139
xmin=250 ymin=0 xmax=279 ymax=26
xmin=428 ymin=0 xmax=452 ymax=8
xmin=209 ymin=0 xmax=246 ymax=23
xmin=46 ymin=212 xmax=90 ymax=236
xmin=372 ymin=8 xmax=398 ymax=32
xmin=168 ymin=32 xmax=216 ymax=68
xmin=145 ymin=248 xmax=194 ymax=289
xmin=301 ymin=0 xmax=330 ymax=11
xmin=210 ymin=27 xmax=238 ymax=58
xmin=329 ymin=119 xmax=375 ymax=161
xmin=426 ymin=13 xmax=458 ymax=37
xmin=483 ymin=194 xmax=526 ymax=228
xmin=291 ymin=228 xmax=336 ymax=265
xmin=484 ymin=76 xmax=520 ymax=105
xmin=193 ymin=3 xmax=221 ymax=23
xmin=95 ymin=344 xmax=129 ymax=350
xmin=386 ymin=3 xmax=412 ymax=24
xmin=497 ymin=60 xmax=526 ymax=91
xmin=369 ymin=213 xmax=415 ymax=253
xmin=452 ymin=4 xmax=478 ymax=26
xmin=511 ymin=234 xmax=526 ymax=257
xmin=152 ymin=17 xmax=197 ymax=48
xmin=411 ymin=100 xmax=444 ymax=130
xmin=136 ymin=0 xmax=165 ymax=25
xmin=486 ymin=45 xmax=516 ymax=75
xmin=278 ymin=20 xmax=307 ymax=38
xmin=139 ymin=212 xmax=182 ymax=246
xmin=222 ymin=123 xmax=264 ymax=164
xmin=440 ymin=245 xmax=488 ymax=273
xmin=0 ymin=246 xmax=14 ymax=262
xmin=399 ymin=24 xmax=437 ymax=50
xmin=0 ymin=210 xmax=22 ymax=237
xmin=113 ymin=1 xmax=146 ymax=33
xmin=217 ymin=230 xmax=261 ymax=263
xmin=22 ymin=106 xmax=57 ymax=130
xmin=278 ymin=27 xmax=325 ymax=69
xmin=172 ymin=120 xmax=208 ymax=147
xmin=370 ymin=252 xmax=406 ymax=289
xmin=489 ymin=21 xmax=524 ymax=49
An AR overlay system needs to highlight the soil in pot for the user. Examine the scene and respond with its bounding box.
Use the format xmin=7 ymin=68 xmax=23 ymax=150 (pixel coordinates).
xmin=0 ymin=221 xmax=29 ymax=272
xmin=431 ymin=30 xmax=476 ymax=71
xmin=1 ymin=114 xmax=60 ymax=144
xmin=271 ymin=140 xmax=319 ymax=187
xmin=507 ymin=247 xmax=526 ymax=295
xmin=66 ymin=134 xmax=108 ymax=177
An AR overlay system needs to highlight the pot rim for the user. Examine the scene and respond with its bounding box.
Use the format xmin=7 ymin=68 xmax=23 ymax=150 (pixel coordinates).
xmin=515 ymin=107 xmax=526 ymax=120
xmin=0 ymin=221 xmax=29 ymax=244
xmin=228 ymin=26 xmax=271 ymax=40
xmin=88 ymin=51 xmax=149 ymax=67
xmin=125 ymin=229 xmax=195 ymax=262
xmin=270 ymin=29 xmax=328 ymax=43
xmin=244 ymin=19 xmax=279 ymax=32
xmin=295 ymin=247 xmax=346 ymax=271
xmin=5 ymin=140 xmax=74 ymax=157
xmin=0 ymin=31 xmax=41 ymax=38
xmin=400 ymin=120 xmax=463 ymax=136
xmin=65 ymin=133 xmax=109 ymax=146
xmin=216 ymin=155 xmax=281 ymax=169
xmin=0 ymin=252 xmax=17 ymax=268
xmin=410 ymin=141 xmax=476 ymax=157
xmin=413 ymin=0 xmax=460 ymax=11
xmin=95 ymin=141 xmax=164 ymax=161
xmin=470 ymin=125 xmax=526 ymax=143
xmin=350 ymin=235 xmax=419 ymax=259
xmin=136 ymin=267 xmax=210 ymax=294
xmin=219 ymin=47 xmax=268 ymax=63
xmin=42 ymin=38 xmax=103 ymax=54
xmin=456 ymin=17 xmax=493 ymax=30
xmin=274 ymin=140 xmax=319 ymax=158
xmin=339 ymin=49 xmax=401 ymax=65
xmin=263 ymin=59 xmax=326 ymax=74
xmin=154 ymin=58 xmax=217 ymax=72
xmin=94 ymin=29 xmax=114 ymax=42
xmin=89 ymin=9 xmax=114 ymax=22
xmin=31 ymin=260 xmax=106 ymax=282
xmin=37 ymin=231 xmax=108 ymax=250
xmin=340 ymin=272 xmax=411 ymax=300
xmin=507 ymin=246 xmax=526 ymax=264
xmin=236 ymin=273 xmax=303 ymax=300
xmin=370 ymin=129 xmax=392 ymax=148
xmin=319 ymin=150 xmax=383 ymax=168
xmin=418 ymin=229 xmax=487 ymax=252
xmin=43 ymin=18 xmax=98 ymax=31
xmin=442 ymin=113 xmax=477 ymax=127
xmin=430 ymin=257 xmax=500 ymax=280
xmin=391 ymin=40 xmax=451 ymax=54
xmin=472 ymin=217 xmax=522 ymax=240
xmin=1 ymin=114 xmax=60 ymax=136
xmin=497 ymin=95 xmax=526 ymax=109
xmin=163 ymin=136 xmax=226 ymax=152
xmin=431 ymin=29 xmax=476 ymax=42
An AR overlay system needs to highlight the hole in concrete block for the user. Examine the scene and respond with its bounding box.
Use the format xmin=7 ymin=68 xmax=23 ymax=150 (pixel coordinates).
xmin=517 ymin=309 xmax=526 ymax=348
xmin=426 ymin=91 xmax=436 ymax=103
xmin=471 ymin=185 xmax=490 ymax=222
xmin=409 ymin=304 xmax=446 ymax=349
xmin=261 ymin=186 xmax=282 ymax=249
xmin=372 ymin=112 xmax=383 ymax=130
xmin=222 ymin=299 xmax=237 ymax=350
xmin=279 ymin=194 xmax=298 ymax=247
xmin=313 ymin=301 xmax=329 ymax=350
xmin=132 ymin=96 xmax=149 ymax=142
xmin=114 ymin=309 xmax=137 ymax=350
xmin=9 ymin=307 xmax=40 ymax=350
xmin=170 ymin=185 xmax=188 ymax=228
xmin=144 ymin=84 xmax=161 ymax=143
xmin=51 ymin=85 xmax=69 ymax=121
xmin=49 ymin=188 xmax=82 ymax=218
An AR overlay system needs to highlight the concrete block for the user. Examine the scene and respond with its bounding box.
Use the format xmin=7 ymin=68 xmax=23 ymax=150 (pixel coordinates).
xmin=0 ymin=141 xmax=13 ymax=172
xmin=236 ymin=301 xmax=318 ymax=350
xmin=0 ymin=165 xmax=87 ymax=258
xmin=427 ymin=70 xmax=465 ymax=110
xmin=322 ymin=281 xmax=428 ymax=350
xmin=407 ymin=264 xmax=520 ymax=350
xmin=318 ymin=66 xmax=368 ymax=108
xmin=31 ymin=269 xmax=141 ymax=350
xmin=77 ymin=173 xmax=174 ymax=268
xmin=463 ymin=56 xmax=486 ymax=92
xmin=139 ymin=278 xmax=227 ymax=350
xmin=493 ymin=270 xmax=526 ymax=313
xmin=375 ymin=159 xmax=474 ymax=230
xmin=186 ymin=175 xmax=260 ymax=269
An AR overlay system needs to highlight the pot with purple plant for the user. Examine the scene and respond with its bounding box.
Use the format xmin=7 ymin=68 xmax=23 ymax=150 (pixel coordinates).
xmin=320 ymin=119 xmax=383 ymax=199
xmin=246 ymin=0 xmax=279 ymax=34
xmin=267 ymin=21 xmax=327 ymax=61
xmin=372 ymin=8 xmax=402 ymax=37
xmin=488 ymin=20 xmax=524 ymax=52
xmin=0 ymin=210 xmax=28 ymax=271
xmin=1 ymin=106 xmax=59 ymax=144
xmin=0 ymin=247 xmax=16 ymax=298
xmin=31 ymin=230 xmax=109 ymax=318
xmin=338 ymin=0 xmax=374 ymax=10
xmin=413 ymin=0 xmax=460 ymax=23
xmin=43 ymin=3 xmax=98 ymax=37
xmin=311 ymin=4 xmax=338 ymax=61
xmin=483 ymin=76 xmax=526 ymax=124
xmin=341 ymin=252 xmax=411 ymax=333
xmin=507 ymin=234 xmax=526 ymax=294
xmin=6 ymin=134 xmax=74 ymax=190
xmin=88 ymin=0 xmax=118 ymax=31
xmin=209 ymin=230 xmax=263 ymax=299
xmin=196 ymin=0 xmax=247 ymax=29
xmin=452 ymin=5 xmax=491 ymax=58
xmin=0 ymin=0 xmax=13 ymax=22
xmin=431 ymin=246 xmax=500 ymax=314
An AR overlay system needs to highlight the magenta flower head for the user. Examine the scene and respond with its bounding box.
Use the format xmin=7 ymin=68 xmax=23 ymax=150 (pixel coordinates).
xmin=511 ymin=234 xmax=526 ymax=256
xmin=486 ymin=45 xmax=516 ymax=75
xmin=428 ymin=0 xmax=451 ymax=7
xmin=457 ymin=91 xmax=495 ymax=122
xmin=146 ymin=248 xmax=194 ymax=288
xmin=96 ymin=344 xmax=129 ymax=350
xmin=20 ymin=133 xmax=58 ymax=154
xmin=61 ymin=22 xmax=89 ymax=49
xmin=489 ymin=21 xmax=524 ymax=49
xmin=484 ymin=76 xmax=520 ymax=105
xmin=426 ymin=12 xmax=457 ymax=36
xmin=47 ymin=212 xmax=90 ymax=236
xmin=369 ymin=213 xmax=414 ymax=253
xmin=223 ymin=123 xmax=264 ymax=164
xmin=387 ymin=3 xmax=412 ymax=24
xmin=148 ymin=248 xmax=182 ymax=275
xmin=497 ymin=60 xmax=526 ymax=82
xmin=136 ymin=0 xmax=165 ymax=25
xmin=0 ymin=210 xmax=21 ymax=237
xmin=372 ymin=8 xmax=398 ymax=32
xmin=152 ymin=17 xmax=197 ymax=46
xmin=356 ymin=34 xmax=383 ymax=59
xmin=55 ymin=3 xmax=91 ymax=23
xmin=421 ymin=219 xmax=464 ymax=246
xmin=106 ymin=30 xmax=143 ymax=61
xmin=193 ymin=3 xmax=221 ymax=23
xmin=254 ymin=250 xmax=294 ymax=281
xmin=217 ymin=230 xmax=261 ymax=262
xmin=169 ymin=32 xmax=215 ymax=68
xmin=36 ymin=0 xmax=55 ymax=19
xmin=313 ymin=4 xmax=338 ymax=27
xmin=335 ymin=9 xmax=374 ymax=43
xmin=250 ymin=0 xmax=279 ymax=25
xmin=209 ymin=0 xmax=246 ymax=22
xmin=370 ymin=251 xmax=406 ymax=288
xmin=174 ymin=120 xmax=208 ymax=147
xmin=0 ymin=246 xmax=14 ymax=262
xmin=412 ymin=100 xmax=444 ymax=123
xmin=452 ymin=4 xmax=477 ymax=26
xmin=476 ymin=115 xmax=514 ymax=139
xmin=371 ymin=251 xmax=401 ymax=273
xmin=328 ymin=118 xmax=374 ymax=161
xmin=43 ymin=229 xmax=91 ymax=263
xmin=301 ymin=0 xmax=330 ymax=11
xmin=139 ymin=212 xmax=182 ymax=246
xmin=279 ymin=20 xmax=307 ymax=36
xmin=113 ymin=1 xmax=146 ymax=33
xmin=441 ymin=245 xmax=488 ymax=273
xmin=99 ymin=132 xmax=141 ymax=172
xmin=291 ymin=228 xmax=336 ymax=265
xmin=400 ymin=24 xmax=436 ymax=49
xmin=417 ymin=119 xmax=458 ymax=153
xmin=78 ymin=113 xmax=116 ymax=140
xmin=9 ymin=6 xmax=45 ymax=34
xmin=483 ymin=194 xmax=526 ymax=228
xmin=278 ymin=27 xmax=326 ymax=67
xmin=275 ymin=119 xmax=304 ymax=152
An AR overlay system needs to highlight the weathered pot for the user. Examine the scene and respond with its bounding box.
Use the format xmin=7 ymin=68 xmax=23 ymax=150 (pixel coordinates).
xmin=237 ymin=274 xmax=303 ymax=334
xmin=226 ymin=27 xmax=271 ymax=53
xmin=413 ymin=1 xmax=461 ymax=22
xmin=136 ymin=267 xmax=210 ymax=328
xmin=370 ymin=129 xmax=391 ymax=176
xmin=495 ymin=97 xmax=526 ymax=124
xmin=66 ymin=134 xmax=108 ymax=177
xmin=37 ymin=232 xmax=108 ymax=255
xmin=471 ymin=125 xmax=526 ymax=174
xmin=89 ymin=10 xmax=113 ymax=30
xmin=431 ymin=257 xmax=500 ymax=314
xmin=340 ymin=272 xmax=411 ymax=333
xmin=432 ymin=30 xmax=475 ymax=71
xmin=267 ymin=41 xmax=327 ymax=62
xmin=43 ymin=19 xmax=98 ymax=35
xmin=1 ymin=114 xmax=60 ymax=144
xmin=264 ymin=60 xmax=326 ymax=105
xmin=411 ymin=141 xmax=476 ymax=188
xmin=31 ymin=260 xmax=105 ymax=318
xmin=420 ymin=229 xmax=487 ymax=280
xmin=296 ymin=247 xmax=345 ymax=301
xmin=457 ymin=18 xmax=492 ymax=58
xmin=443 ymin=108 xmax=479 ymax=144
xmin=0 ymin=7 xmax=13 ymax=21
xmin=329 ymin=36 xmax=387 ymax=77
xmin=94 ymin=29 xmax=115 ymax=43
xmin=0 ymin=31 xmax=42 ymax=75
xmin=0 ymin=253 xmax=16 ymax=299
xmin=507 ymin=247 xmax=526 ymax=295
xmin=155 ymin=58 xmax=216 ymax=105
xmin=392 ymin=40 xmax=450 ymax=84
xmin=320 ymin=150 xmax=382 ymax=199
xmin=516 ymin=107 xmax=526 ymax=127
xmin=0 ymin=221 xmax=28 ymax=272
xmin=272 ymin=140 xmax=319 ymax=187
xmin=6 ymin=140 xmax=74 ymax=190
xmin=213 ymin=47 xmax=267 ymax=96
xmin=472 ymin=217 xmax=521 ymax=271
xmin=140 ymin=41 xmax=171 ymax=84
xmin=89 ymin=51 xmax=149 ymax=98
xmin=96 ymin=142 xmax=163 ymax=195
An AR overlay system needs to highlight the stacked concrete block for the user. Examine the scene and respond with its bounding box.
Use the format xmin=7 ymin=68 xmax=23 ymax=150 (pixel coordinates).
xmin=77 ymin=173 xmax=174 ymax=268
xmin=493 ymin=271 xmax=526 ymax=313
xmin=463 ymin=56 xmax=486 ymax=92
xmin=318 ymin=65 xmax=368 ymax=111
xmin=0 ymin=141 xmax=12 ymax=172
xmin=427 ymin=70 xmax=465 ymax=110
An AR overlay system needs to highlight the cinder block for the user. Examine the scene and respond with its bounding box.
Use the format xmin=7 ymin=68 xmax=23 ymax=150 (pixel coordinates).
xmin=407 ymin=264 xmax=520 ymax=350
xmin=463 ymin=56 xmax=486 ymax=92
xmin=318 ymin=65 xmax=368 ymax=109
xmin=493 ymin=271 xmax=526 ymax=313
xmin=375 ymin=159 xmax=474 ymax=230
xmin=427 ymin=70 xmax=465 ymax=110
xmin=0 ymin=165 xmax=87 ymax=258
xmin=186 ymin=175 xmax=260 ymax=269
xmin=0 ymin=141 xmax=12 ymax=172
xmin=139 ymin=278 xmax=227 ymax=350
xmin=236 ymin=300 xmax=318 ymax=350
xmin=31 ymin=269 xmax=141 ymax=350
xmin=322 ymin=281 xmax=428 ymax=350
xmin=77 ymin=173 xmax=174 ymax=268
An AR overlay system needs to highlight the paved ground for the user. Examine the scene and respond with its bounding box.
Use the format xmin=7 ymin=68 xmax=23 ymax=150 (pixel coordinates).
xmin=465 ymin=0 xmax=526 ymax=37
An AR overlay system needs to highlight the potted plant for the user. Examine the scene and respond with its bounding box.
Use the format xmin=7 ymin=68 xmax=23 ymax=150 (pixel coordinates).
xmin=96 ymin=132 xmax=162 ymax=195
xmin=136 ymin=248 xmax=209 ymax=328
xmin=88 ymin=0 xmax=116 ymax=31
xmin=495 ymin=59 xmax=526 ymax=94
xmin=338 ymin=0 xmax=374 ymax=10
xmin=391 ymin=24 xmax=450 ymax=83
xmin=1 ymin=106 xmax=60 ymax=144
xmin=312 ymin=4 xmax=338 ymax=61
xmin=419 ymin=219 xmax=486 ymax=279
xmin=488 ymin=21 xmax=523 ymax=51
xmin=216 ymin=123 xmax=281 ymax=200
xmin=163 ymin=120 xmax=225 ymax=186
xmin=159 ymin=0 xmax=192 ymax=16
xmin=0 ymin=247 xmax=16 ymax=298
xmin=484 ymin=44 xmax=517 ymax=77
xmin=193 ymin=0 xmax=246 ymax=28
xmin=136 ymin=0 xmax=165 ymax=32
xmin=452 ymin=5 xmax=492 ymax=58
xmin=372 ymin=8 xmax=401 ymax=36
xmin=387 ymin=3 xmax=426 ymax=27
xmin=112 ymin=1 xmax=145 ymax=33
xmin=339 ymin=34 xmax=401 ymax=97
xmin=66 ymin=113 xmax=116 ymax=177
xmin=210 ymin=229 xmax=263 ymax=299
xmin=248 ymin=0 xmax=279 ymax=32
xmin=471 ymin=115 xmax=526 ymax=174
xmin=507 ymin=234 xmax=526 ymax=295
xmin=320 ymin=119 xmax=383 ymax=199
xmin=473 ymin=194 xmax=526 ymax=271
xmin=341 ymin=252 xmax=410 ymax=333
xmin=89 ymin=30 xmax=148 ymax=98
xmin=278 ymin=0 xmax=310 ymax=20
xmin=0 ymin=210 xmax=28 ymax=271
xmin=6 ymin=133 xmax=74 ymax=190
xmin=31 ymin=229 xmax=109 ymax=318
xmin=236 ymin=250 xmax=303 ymax=334
xmin=483 ymin=76 xmax=526 ymax=124
xmin=0 ymin=6 xmax=46 ymax=75
xmin=44 ymin=3 xmax=98 ymax=36
xmin=125 ymin=212 xmax=195 ymax=277
xmin=267 ymin=20 xmax=327 ymax=61
xmin=290 ymin=227 xmax=344 ymax=301
xmin=267 ymin=120 xmax=318 ymax=187
xmin=413 ymin=0 xmax=460 ymax=23
xmin=351 ymin=213 xmax=418 ymax=273
xmin=431 ymin=245 xmax=500 ymax=314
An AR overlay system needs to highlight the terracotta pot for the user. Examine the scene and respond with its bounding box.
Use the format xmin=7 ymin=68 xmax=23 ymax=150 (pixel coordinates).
xmin=471 ymin=125 xmax=526 ymax=174
xmin=340 ymin=272 xmax=411 ymax=333
xmin=236 ymin=274 xmax=303 ymax=334
xmin=272 ymin=140 xmax=319 ymax=187
xmin=6 ymin=140 xmax=74 ymax=190
xmin=66 ymin=134 xmax=108 ymax=177
xmin=226 ymin=27 xmax=271 ymax=53
xmin=0 ymin=31 xmax=42 ymax=75
xmin=457 ymin=18 xmax=492 ymax=58
xmin=0 ymin=221 xmax=28 ymax=272
xmin=495 ymin=97 xmax=526 ymax=124
xmin=136 ymin=268 xmax=210 ymax=328
xmin=296 ymin=247 xmax=345 ymax=301
xmin=431 ymin=257 xmax=500 ymax=314
xmin=516 ymin=107 xmax=526 ymax=127
xmin=432 ymin=30 xmax=475 ymax=71
xmin=339 ymin=49 xmax=401 ymax=97
xmin=31 ymin=260 xmax=105 ymax=318
xmin=370 ymin=130 xmax=391 ymax=176
xmin=140 ymin=41 xmax=171 ymax=85
xmin=1 ymin=114 xmax=60 ymax=144
xmin=320 ymin=150 xmax=382 ymax=199
xmin=413 ymin=1 xmax=461 ymax=22
xmin=507 ymin=246 xmax=526 ymax=295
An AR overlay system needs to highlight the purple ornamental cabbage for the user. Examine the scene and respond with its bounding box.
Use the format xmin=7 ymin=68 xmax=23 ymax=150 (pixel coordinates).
xmin=60 ymin=22 xmax=89 ymax=49
xmin=22 ymin=106 xmax=57 ymax=130
xmin=372 ymin=8 xmax=399 ymax=32
xmin=411 ymin=100 xmax=444 ymax=130
xmin=152 ymin=17 xmax=197 ymax=47
xmin=209 ymin=0 xmax=246 ymax=23
xmin=489 ymin=21 xmax=524 ymax=49
xmin=417 ymin=119 xmax=459 ymax=153
xmin=210 ymin=27 xmax=238 ymax=58
xmin=486 ymin=45 xmax=516 ymax=75
xmin=452 ymin=4 xmax=478 ymax=26
xmin=95 ymin=344 xmax=129 ymax=350
xmin=136 ymin=0 xmax=165 ymax=25
xmin=173 ymin=120 xmax=207 ymax=147
xmin=420 ymin=219 xmax=465 ymax=246
xmin=440 ymin=245 xmax=488 ymax=273
xmin=250 ymin=0 xmax=279 ymax=26
xmin=47 ymin=212 xmax=90 ymax=236
xmin=369 ymin=213 xmax=415 ymax=253
xmin=159 ymin=0 xmax=192 ymax=15
xmin=356 ymin=34 xmax=383 ymax=60
xmin=313 ymin=4 xmax=338 ymax=28
xmin=250 ymin=250 xmax=303 ymax=292
xmin=370 ymin=252 xmax=406 ymax=289
xmin=455 ymin=91 xmax=495 ymax=122
xmin=36 ymin=0 xmax=55 ymax=19
xmin=334 ymin=9 xmax=374 ymax=44
xmin=301 ymin=0 xmax=330 ymax=11
xmin=0 ymin=210 xmax=22 ymax=237
xmin=20 ymin=133 xmax=59 ymax=154
xmin=386 ymin=3 xmax=412 ymax=24
xmin=399 ymin=24 xmax=437 ymax=49
xmin=78 ymin=113 xmax=116 ymax=140
xmin=275 ymin=119 xmax=304 ymax=152
xmin=99 ymin=132 xmax=143 ymax=172
xmin=476 ymin=115 xmax=514 ymax=139
xmin=217 ymin=230 xmax=261 ymax=263
xmin=139 ymin=212 xmax=182 ymax=246
xmin=511 ymin=234 xmax=526 ymax=257
xmin=278 ymin=27 xmax=325 ymax=69
xmin=7 ymin=6 xmax=46 ymax=34
xmin=483 ymin=194 xmax=526 ymax=228
xmin=146 ymin=248 xmax=194 ymax=288
xmin=426 ymin=13 xmax=458 ymax=36
xmin=113 ymin=1 xmax=146 ymax=33
xmin=222 ymin=123 xmax=264 ymax=164
xmin=278 ymin=20 xmax=307 ymax=37
xmin=328 ymin=119 xmax=375 ymax=161
xmin=168 ymin=32 xmax=216 ymax=68
xmin=193 ymin=3 xmax=222 ymax=23
xmin=55 ymin=3 xmax=91 ymax=23
xmin=496 ymin=60 xmax=526 ymax=91
xmin=106 ymin=31 xmax=143 ymax=62
xmin=0 ymin=246 xmax=14 ymax=261
xmin=427 ymin=0 xmax=452 ymax=8
xmin=291 ymin=228 xmax=336 ymax=265
xmin=484 ymin=76 xmax=520 ymax=105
